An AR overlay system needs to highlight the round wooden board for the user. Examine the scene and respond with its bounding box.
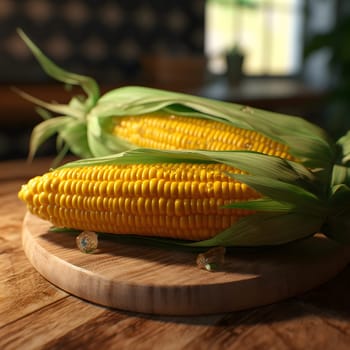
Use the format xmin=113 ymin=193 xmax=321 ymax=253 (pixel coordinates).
xmin=22 ymin=212 xmax=350 ymax=316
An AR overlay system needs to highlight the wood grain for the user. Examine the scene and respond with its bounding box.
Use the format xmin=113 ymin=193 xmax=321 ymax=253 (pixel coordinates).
xmin=22 ymin=211 xmax=350 ymax=316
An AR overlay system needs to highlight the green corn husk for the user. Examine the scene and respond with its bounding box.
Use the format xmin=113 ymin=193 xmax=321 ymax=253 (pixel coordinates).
xmin=29 ymin=147 xmax=348 ymax=246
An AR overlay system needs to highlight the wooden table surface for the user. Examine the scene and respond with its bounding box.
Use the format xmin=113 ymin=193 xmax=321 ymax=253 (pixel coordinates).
xmin=1 ymin=157 xmax=350 ymax=350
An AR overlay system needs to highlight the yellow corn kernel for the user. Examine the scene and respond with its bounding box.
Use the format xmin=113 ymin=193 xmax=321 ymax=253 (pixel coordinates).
xmin=113 ymin=113 xmax=294 ymax=159
xmin=18 ymin=163 xmax=260 ymax=241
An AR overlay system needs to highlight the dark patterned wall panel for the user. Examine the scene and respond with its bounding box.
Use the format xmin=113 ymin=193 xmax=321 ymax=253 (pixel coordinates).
xmin=0 ymin=0 xmax=205 ymax=83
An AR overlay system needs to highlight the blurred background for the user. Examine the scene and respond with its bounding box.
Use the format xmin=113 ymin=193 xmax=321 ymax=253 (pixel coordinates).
xmin=0 ymin=0 xmax=349 ymax=159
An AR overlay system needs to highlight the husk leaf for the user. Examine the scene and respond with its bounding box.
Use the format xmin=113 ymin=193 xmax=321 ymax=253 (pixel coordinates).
xmin=17 ymin=28 xmax=99 ymax=109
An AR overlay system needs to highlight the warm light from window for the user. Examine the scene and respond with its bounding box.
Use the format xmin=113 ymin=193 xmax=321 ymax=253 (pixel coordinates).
xmin=205 ymin=0 xmax=304 ymax=76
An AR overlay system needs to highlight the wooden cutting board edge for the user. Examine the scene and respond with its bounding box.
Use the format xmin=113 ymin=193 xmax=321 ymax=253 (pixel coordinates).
xmin=22 ymin=212 xmax=350 ymax=316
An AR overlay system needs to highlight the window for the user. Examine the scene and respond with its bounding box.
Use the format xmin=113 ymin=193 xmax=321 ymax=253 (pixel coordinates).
xmin=205 ymin=0 xmax=304 ymax=76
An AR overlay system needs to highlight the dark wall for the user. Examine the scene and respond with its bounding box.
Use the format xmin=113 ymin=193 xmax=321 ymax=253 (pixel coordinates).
xmin=0 ymin=0 xmax=205 ymax=84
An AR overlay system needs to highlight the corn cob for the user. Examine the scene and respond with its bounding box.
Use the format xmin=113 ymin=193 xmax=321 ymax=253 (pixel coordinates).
xmin=17 ymin=29 xmax=334 ymax=171
xmin=112 ymin=113 xmax=293 ymax=159
xmin=19 ymin=162 xmax=260 ymax=241
xmin=19 ymin=147 xmax=346 ymax=247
